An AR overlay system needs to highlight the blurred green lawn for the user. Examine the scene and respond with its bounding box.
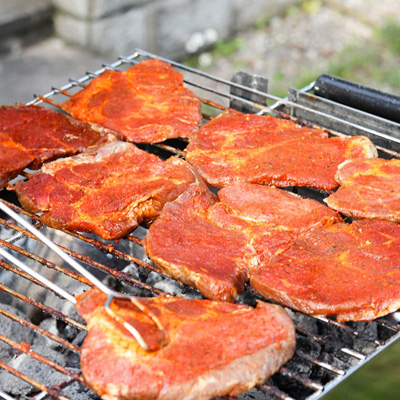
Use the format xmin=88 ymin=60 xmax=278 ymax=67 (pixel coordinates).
xmin=323 ymin=338 xmax=400 ymax=400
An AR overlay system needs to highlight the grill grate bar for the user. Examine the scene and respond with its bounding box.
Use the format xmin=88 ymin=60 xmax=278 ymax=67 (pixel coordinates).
xmin=0 ymin=237 xmax=92 ymax=287
xmin=0 ymin=283 xmax=86 ymax=331
xmin=296 ymin=351 xmax=345 ymax=376
xmin=339 ymin=348 xmax=366 ymax=361
xmin=0 ymin=202 xmax=164 ymax=295
xmin=0 ymin=308 xmax=79 ymax=353
xmin=0 ymin=259 xmax=82 ymax=301
xmin=261 ymin=384 xmax=296 ymax=400
xmin=0 ymin=360 xmax=72 ymax=400
xmin=0 ymin=335 xmax=83 ymax=384
xmin=279 ymin=368 xmax=324 ymax=391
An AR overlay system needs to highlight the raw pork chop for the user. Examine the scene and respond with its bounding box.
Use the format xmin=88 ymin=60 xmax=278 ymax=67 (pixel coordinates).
xmin=251 ymin=219 xmax=400 ymax=321
xmin=185 ymin=112 xmax=377 ymax=191
xmin=75 ymin=288 xmax=296 ymax=400
xmin=62 ymin=59 xmax=202 ymax=144
xmin=324 ymin=158 xmax=400 ymax=222
xmin=0 ymin=104 xmax=115 ymax=189
xmin=145 ymin=183 xmax=341 ymax=301
xmin=16 ymin=141 xmax=196 ymax=240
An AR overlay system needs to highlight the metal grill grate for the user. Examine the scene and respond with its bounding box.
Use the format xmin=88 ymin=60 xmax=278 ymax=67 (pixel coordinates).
xmin=0 ymin=49 xmax=399 ymax=400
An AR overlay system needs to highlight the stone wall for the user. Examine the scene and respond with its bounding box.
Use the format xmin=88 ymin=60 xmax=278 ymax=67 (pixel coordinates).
xmin=52 ymin=0 xmax=301 ymax=60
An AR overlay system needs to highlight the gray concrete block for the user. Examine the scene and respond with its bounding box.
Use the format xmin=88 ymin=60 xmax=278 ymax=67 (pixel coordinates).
xmin=0 ymin=0 xmax=53 ymax=36
xmin=52 ymin=0 xmax=148 ymax=19
xmin=54 ymin=12 xmax=90 ymax=48
xmin=89 ymin=7 xmax=150 ymax=58
xmin=154 ymin=0 xmax=233 ymax=59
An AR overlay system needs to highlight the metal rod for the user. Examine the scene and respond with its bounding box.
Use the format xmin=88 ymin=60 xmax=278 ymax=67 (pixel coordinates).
xmin=0 ymin=283 xmax=86 ymax=331
xmin=0 ymin=308 xmax=80 ymax=353
xmin=0 ymin=248 xmax=76 ymax=304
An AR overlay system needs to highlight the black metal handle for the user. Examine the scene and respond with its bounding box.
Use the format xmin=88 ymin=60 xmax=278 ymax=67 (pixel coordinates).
xmin=313 ymin=74 xmax=400 ymax=123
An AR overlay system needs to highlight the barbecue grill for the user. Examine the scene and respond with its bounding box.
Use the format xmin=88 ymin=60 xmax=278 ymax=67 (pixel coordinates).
xmin=0 ymin=48 xmax=399 ymax=400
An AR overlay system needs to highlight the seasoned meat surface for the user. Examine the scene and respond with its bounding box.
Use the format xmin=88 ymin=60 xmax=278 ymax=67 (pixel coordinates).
xmin=0 ymin=132 xmax=35 ymax=189
xmin=251 ymin=219 xmax=400 ymax=321
xmin=185 ymin=112 xmax=377 ymax=191
xmin=16 ymin=141 xmax=196 ymax=240
xmin=62 ymin=59 xmax=202 ymax=144
xmin=145 ymin=184 xmax=250 ymax=302
xmin=325 ymin=158 xmax=400 ymax=222
xmin=75 ymin=288 xmax=296 ymax=400
xmin=145 ymin=183 xmax=341 ymax=301
xmin=0 ymin=105 xmax=115 ymax=189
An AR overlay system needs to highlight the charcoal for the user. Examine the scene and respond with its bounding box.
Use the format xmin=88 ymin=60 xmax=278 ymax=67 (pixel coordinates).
xmin=32 ymin=318 xmax=61 ymax=349
xmin=146 ymin=271 xmax=202 ymax=298
xmin=61 ymin=381 xmax=99 ymax=400
xmin=0 ymin=344 xmax=67 ymax=396
xmin=0 ymin=304 xmax=34 ymax=362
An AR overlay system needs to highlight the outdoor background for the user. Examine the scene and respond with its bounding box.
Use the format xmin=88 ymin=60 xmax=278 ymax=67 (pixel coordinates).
xmin=0 ymin=0 xmax=399 ymax=399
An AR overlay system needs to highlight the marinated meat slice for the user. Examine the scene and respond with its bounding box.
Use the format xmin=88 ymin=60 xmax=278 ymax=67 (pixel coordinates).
xmin=62 ymin=59 xmax=202 ymax=144
xmin=75 ymin=288 xmax=296 ymax=400
xmin=324 ymin=158 xmax=400 ymax=222
xmin=251 ymin=219 xmax=400 ymax=322
xmin=185 ymin=112 xmax=377 ymax=191
xmin=15 ymin=141 xmax=196 ymax=240
xmin=212 ymin=183 xmax=343 ymax=263
xmin=0 ymin=133 xmax=35 ymax=189
xmin=0 ymin=105 xmax=115 ymax=188
xmin=145 ymin=184 xmax=250 ymax=302
xmin=145 ymin=183 xmax=341 ymax=301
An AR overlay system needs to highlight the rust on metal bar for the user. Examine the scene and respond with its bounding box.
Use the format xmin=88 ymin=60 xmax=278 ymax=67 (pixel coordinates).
xmin=0 ymin=260 xmax=88 ymax=302
xmin=0 ymin=283 xmax=86 ymax=331
xmin=0 ymin=359 xmax=72 ymax=400
xmin=0 ymin=335 xmax=83 ymax=384
xmin=0 ymin=211 xmax=162 ymax=295
xmin=0 ymin=308 xmax=79 ymax=353
xmin=0 ymin=240 xmax=92 ymax=287
xmin=63 ymin=229 xmax=161 ymax=273
xmin=126 ymin=235 xmax=144 ymax=246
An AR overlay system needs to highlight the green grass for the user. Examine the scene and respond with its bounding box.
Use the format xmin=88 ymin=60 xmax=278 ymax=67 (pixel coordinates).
xmin=323 ymin=338 xmax=400 ymax=400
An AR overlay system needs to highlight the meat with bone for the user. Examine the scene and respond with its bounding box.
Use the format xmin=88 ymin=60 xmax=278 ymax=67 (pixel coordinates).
xmin=15 ymin=141 xmax=196 ymax=240
xmin=62 ymin=59 xmax=202 ymax=144
xmin=324 ymin=158 xmax=400 ymax=222
xmin=185 ymin=112 xmax=377 ymax=191
xmin=251 ymin=219 xmax=400 ymax=322
xmin=145 ymin=183 xmax=341 ymax=301
xmin=0 ymin=104 xmax=115 ymax=189
xmin=75 ymin=288 xmax=296 ymax=400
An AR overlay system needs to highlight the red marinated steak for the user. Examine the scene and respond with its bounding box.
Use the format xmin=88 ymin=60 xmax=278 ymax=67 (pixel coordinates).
xmin=145 ymin=183 xmax=342 ymax=301
xmin=62 ymin=59 xmax=202 ymax=144
xmin=75 ymin=288 xmax=296 ymax=400
xmin=324 ymin=158 xmax=400 ymax=222
xmin=251 ymin=219 xmax=400 ymax=322
xmin=185 ymin=112 xmax=377 ymax=191
xmin=0 ymin=104 xmax=115 ymax=189
xmin=15 ymin=141 xmax=196 ymax=240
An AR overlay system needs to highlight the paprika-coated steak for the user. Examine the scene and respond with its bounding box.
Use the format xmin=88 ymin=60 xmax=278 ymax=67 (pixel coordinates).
xmin=0 ymin=104 xmax=115 ymax=189
xmin=16 ymin=141 xmax=196 ymax=240
xmin=324 ymin=158 xmax=400 ymax=222
xmin=185 ymin=112 xmax=377 ymax=191
xmin=75 ymin=288 xmax=296 ymax=400
xmin=145 ymin=183 xmax=341 ymax=301
xmin=62 ymin=59 xmax=202 ymax=144
xmin=251 ymin=219 xmax=400 ymax=322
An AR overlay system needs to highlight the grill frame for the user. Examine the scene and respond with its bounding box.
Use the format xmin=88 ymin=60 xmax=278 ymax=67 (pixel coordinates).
xmin=0 ymin=48 xmax=399 ymax=400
